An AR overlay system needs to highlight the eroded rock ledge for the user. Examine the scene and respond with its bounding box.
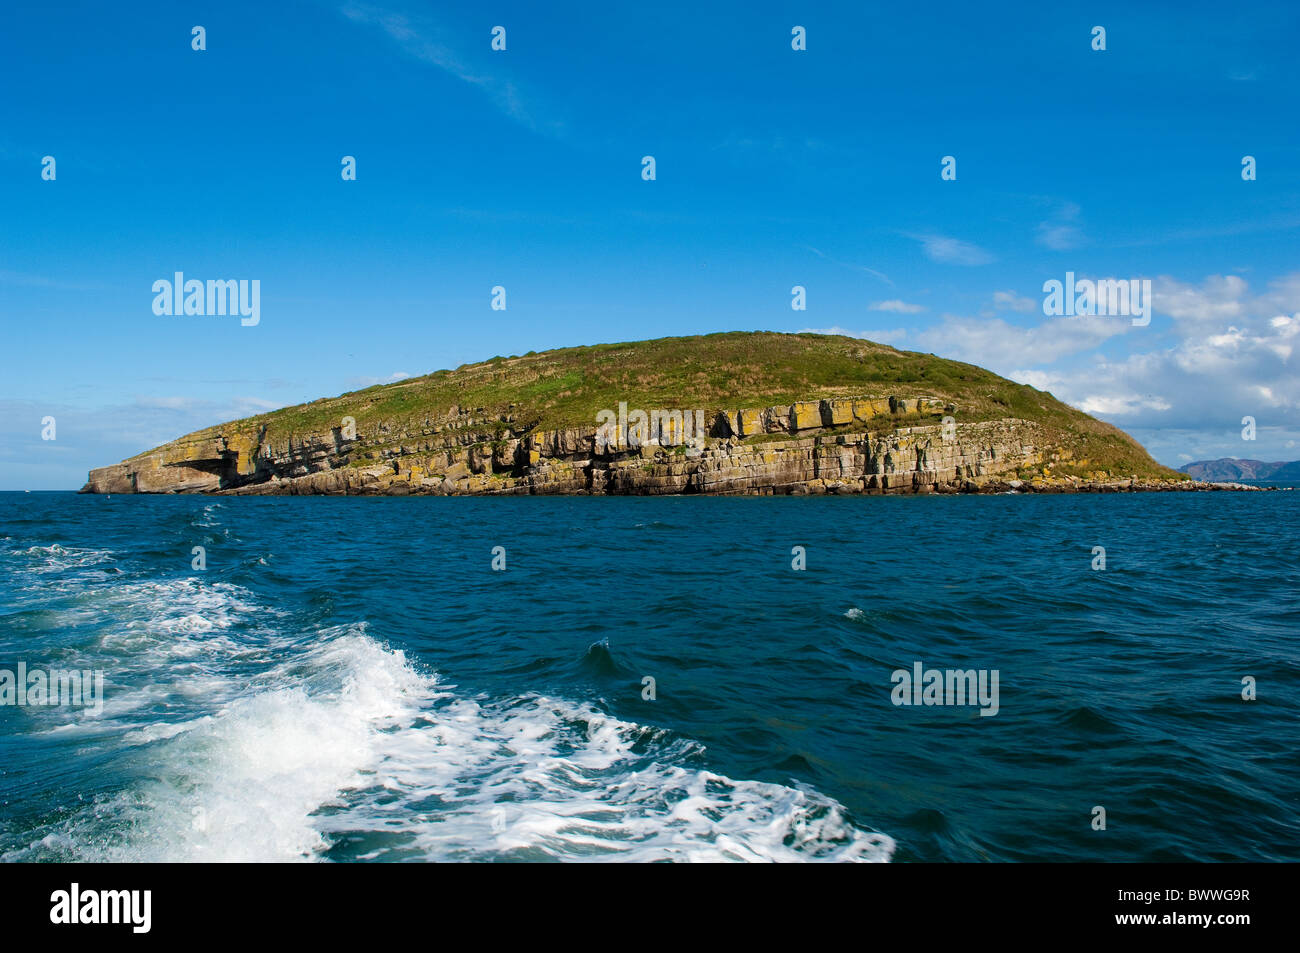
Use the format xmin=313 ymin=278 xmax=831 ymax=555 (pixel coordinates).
xmin=80 ymin=396 xmax=1246 ymax=496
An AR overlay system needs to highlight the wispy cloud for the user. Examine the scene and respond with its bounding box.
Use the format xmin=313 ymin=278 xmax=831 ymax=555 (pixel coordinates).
xmin=909 ymin=234 xmax=994 ymax=266
xmin=0 ymin=270 xmax=106 ymax=291
xmin=870 ymin=299 xmax=924 ymax=314
xmin=1113 ymin=212 xmax=1300 ymax=249
xmin=339 ymin=3 xmax=560 ymax=135
xmin=991 ymin=290 xmax=1037 ymax=313
xmin=349 ymin=371 xmax=412 ymax=388
xmin=1035 ymin=201 xmax=1085 ymax=251
xmin=800 ymin=325 xmax=908 ymax=345
xmin=1036 ymin=223 xmax=1083 ymax=251
xmin=133 ymin=395 xmax=282 ymax=415
xmin=799 ymin=245 xmax=893 ymax=286
xmin=0 ymin=394 xmax=292 ymax=489
xmin=712 ymin=134 xmax=829 ymax=155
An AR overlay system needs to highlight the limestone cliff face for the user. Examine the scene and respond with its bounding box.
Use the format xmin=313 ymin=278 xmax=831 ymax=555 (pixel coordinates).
xmin=80 ymin=395 xmax=1089 ymax=496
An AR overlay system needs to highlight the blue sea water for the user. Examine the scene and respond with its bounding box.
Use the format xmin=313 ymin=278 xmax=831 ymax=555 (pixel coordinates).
xmin=1 ymin=491 xmax=1297 ymax=863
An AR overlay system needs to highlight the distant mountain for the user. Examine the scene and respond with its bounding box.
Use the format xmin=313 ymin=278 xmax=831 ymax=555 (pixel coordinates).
xmin=1179 ymin=458 xmax=1300 ymax=481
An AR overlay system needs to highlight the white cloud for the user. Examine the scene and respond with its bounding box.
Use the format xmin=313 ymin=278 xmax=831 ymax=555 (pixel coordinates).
xmin=1011 ymin=275 xmax=1300 ymax=436
xmin=800 ymin=245 xmax=893 ymax=285
xmin=1008 ymin=369 xmax=1062 ymax=391
xmin=1034 ymin=200 xmax=1085 ymax=251
xmin=1034 ymin=223 xmax=1086 ymax=249
xmin=1155 ymin=274 xmax=1250 ymax=331
xmin=134 ymin=395 xmax=280 ymax=414
xmin=800 ymin=326 xmax=908 ymax=344
xmin=0 ymin=394 xmax=294 ymax=489
xmin=1036 ymin=224 xmax=1082 ymax=251
xmin=992 ymin=290 xmax=1036 ymax=313
xmin=910 ymin=234 xmax=994 ymax=266
xmin=870 ymin=299 xmax=924 ymax=313
xmin=1260 ymin=273 xmax=1300 ymax=313
xmin=350 ymin=371 xmax=412 ymax=388
xmin=340 ymin=3 xmax=558 ymax=134
xmin=0 ymin=270 xmax=94 ymax=290
xmin=1076 ymin=393 xmax=1173 ymax=416
xmin=913 ymin=313 xmax=1131 ymax=369
xmin=807 ymin=272 xmax=1300 ymax=464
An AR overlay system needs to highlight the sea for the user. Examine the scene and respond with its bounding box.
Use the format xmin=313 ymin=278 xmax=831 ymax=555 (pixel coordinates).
xmin=1 ymin=491 xmax=1297 ymax=862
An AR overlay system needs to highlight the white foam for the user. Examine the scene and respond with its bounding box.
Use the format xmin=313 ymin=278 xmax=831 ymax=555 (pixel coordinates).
xmin=19 ymin=576 xmax=280 ymax=735
xmin=315 ymin=691 xmax=895 ymax=863
xmin=7 ymin=627 xmax=436 ymax=862
xmin=9 ymin=543 xmax=114 ymax=574
xmin=4 ymin=556 xmax=895 ymax=864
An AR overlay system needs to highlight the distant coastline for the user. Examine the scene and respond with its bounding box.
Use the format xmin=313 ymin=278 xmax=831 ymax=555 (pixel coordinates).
xmin=1179 ymin=457 xmax=1300 ymax=485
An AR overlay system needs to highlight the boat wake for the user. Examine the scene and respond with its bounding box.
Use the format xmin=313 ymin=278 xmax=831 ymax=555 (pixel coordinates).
xmin=1 ymin=545 xmax=894 ymax=863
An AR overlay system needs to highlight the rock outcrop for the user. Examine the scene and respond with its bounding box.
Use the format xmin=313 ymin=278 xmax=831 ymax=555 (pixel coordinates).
xmin=81 ymin=394 xmax=1220 ymax=496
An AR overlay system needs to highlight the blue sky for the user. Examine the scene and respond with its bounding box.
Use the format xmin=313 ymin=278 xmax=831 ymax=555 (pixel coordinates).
xmin=3 ymin=0 xmax=1299 ymax=489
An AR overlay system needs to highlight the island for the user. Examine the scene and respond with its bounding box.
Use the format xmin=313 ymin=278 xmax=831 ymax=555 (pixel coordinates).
xmin=81 ymin=332 xmax=1257 ymax=496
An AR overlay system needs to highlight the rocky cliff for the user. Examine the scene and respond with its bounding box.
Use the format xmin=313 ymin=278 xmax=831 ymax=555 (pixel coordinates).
xmin=81 ymin=331 xmax=1194 ymax=496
